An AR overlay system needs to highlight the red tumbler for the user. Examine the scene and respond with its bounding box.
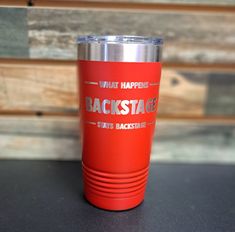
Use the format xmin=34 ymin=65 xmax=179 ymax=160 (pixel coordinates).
xmin=77 ymin=35 xmax=163 ymax=211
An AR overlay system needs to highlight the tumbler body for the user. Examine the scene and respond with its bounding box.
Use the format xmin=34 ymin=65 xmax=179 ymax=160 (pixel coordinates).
xmin=77 ymin=36 xmax=163 ymax=211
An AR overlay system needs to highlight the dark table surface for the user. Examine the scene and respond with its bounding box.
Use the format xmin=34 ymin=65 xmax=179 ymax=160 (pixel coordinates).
xmin=0 ymin=161 xmax=235 ymax=232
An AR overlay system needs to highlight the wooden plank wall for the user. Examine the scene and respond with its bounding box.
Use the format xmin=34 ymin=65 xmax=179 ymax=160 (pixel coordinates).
xmin=0 ymin=1 xmax=235 ymax=162
xmin=1 ymin=59 xmax=235 ymax=117
xmin=27 ymin=8 xmax=235 ymax=64
xmin=0 ymin=116 xmax=235 ymax=163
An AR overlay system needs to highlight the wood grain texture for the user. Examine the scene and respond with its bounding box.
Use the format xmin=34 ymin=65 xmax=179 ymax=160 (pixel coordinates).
xmin=0 ymin=116 xmax=234 ymax=163
xmin=153 ymin=119 xmax=235 ymax=163
xmin=0 ymin=62 xmax=77 ymax=113
xmin=205 ymin=73 xmax=235 ymax=116
xmin=0 ymin=116 xmax=80 ymax=160
xmin=38 ymin=0 xmax=235 ymax=6
xmin=178 ymin=71 xmax=235 ymax=116
xmin=167 ymin=70 xmax=235 ymax=116
xmin=31 ymin=1 xmax=235 ymax=14
xmin=2 ymin=0 xmax=235 ymax=7
xmin=1 ymin=60 xmax=235 ymax=116
xmin=159 ymin=69 xmax=207 ymax=116
xmin=27 ymin=8 xmax=235 ymax=64
xmin=0 ymin=0 xmax=25 ymax=6
xmin=0 ymin=8 xmax=29 ymax=58
xmin=100 ymin=0 xmax=235 ymax=5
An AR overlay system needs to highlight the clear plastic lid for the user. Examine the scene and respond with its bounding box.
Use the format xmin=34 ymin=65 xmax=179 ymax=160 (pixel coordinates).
xmin=77 ymin=35 xmax=163 ymax=45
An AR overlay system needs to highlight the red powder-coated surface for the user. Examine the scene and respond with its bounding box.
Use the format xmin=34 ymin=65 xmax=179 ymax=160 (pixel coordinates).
xmin=78 ymin=61 xmax=162 ymax=210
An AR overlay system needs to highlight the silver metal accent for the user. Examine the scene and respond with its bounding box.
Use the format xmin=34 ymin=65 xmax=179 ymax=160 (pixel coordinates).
xmin=85 ymin=121 xmax=96 ymax=125
xmin=77 ymin=35 xmax=163 ymax=62
xmin=84 ymin=81 xmax=98 ymax=85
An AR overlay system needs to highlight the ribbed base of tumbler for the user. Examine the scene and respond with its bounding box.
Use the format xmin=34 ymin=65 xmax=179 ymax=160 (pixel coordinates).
xmin=82 ymin=163 xmax=149 ymax=211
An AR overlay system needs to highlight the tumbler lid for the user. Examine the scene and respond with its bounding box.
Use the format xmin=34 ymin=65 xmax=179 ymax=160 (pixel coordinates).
xmin=77 ymin=35 xmax=163 ymax=62
xmin=77 ymin=35 xmax=163 ymax=46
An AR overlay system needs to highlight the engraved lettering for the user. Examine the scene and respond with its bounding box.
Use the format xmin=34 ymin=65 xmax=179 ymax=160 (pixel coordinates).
xmin=121 ymin=82 xmax=149 ymax=89
xmin=111 ymin=100 xmax=121 ymax=115
xmin=136 ymin=100 xmax=145 ymax=114
xmin=99 ymin=81 xmax=119 ymax=89
xmin=93 ymin=98 xmax=101 ymax=113
xmin=102 ymin=99 xmax=110 ymax=114
xmin=85 ymin=97 xmax=92 ymax=112
xmin=146 ymin=97 xmax=157 ymax=113
xmin=97 ymin=121 xmax=114 ymax=129
xmin=120 ymin=100 xmax=130 ymax=115
xmin=85 ymin=97 xmax=156 ymax=115
xmin=129 ymin=100 xmax=138 ymax=115
xmin=116 ymin=122 xmax=146 ymax=129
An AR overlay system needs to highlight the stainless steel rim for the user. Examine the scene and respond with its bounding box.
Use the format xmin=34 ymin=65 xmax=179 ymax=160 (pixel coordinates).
xmin=77 ymin=35 xmax=163 ymax=62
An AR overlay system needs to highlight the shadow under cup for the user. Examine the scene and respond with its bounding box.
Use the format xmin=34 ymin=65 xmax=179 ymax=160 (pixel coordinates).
xmin=77 ymin=35 xmax=163 ymax=211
